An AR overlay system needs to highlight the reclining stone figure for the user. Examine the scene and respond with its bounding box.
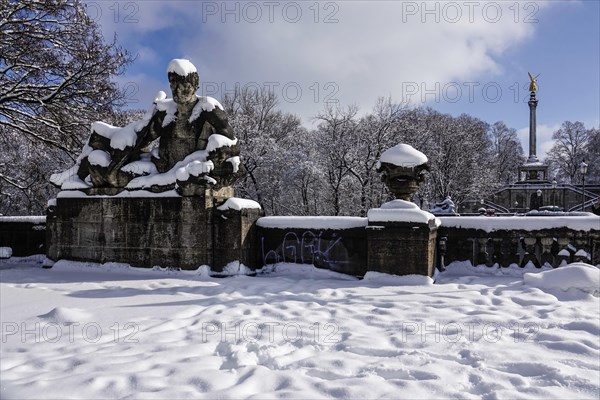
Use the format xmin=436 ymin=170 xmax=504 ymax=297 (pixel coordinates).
xmin=51 ymin=59 xmax=245 ymax=195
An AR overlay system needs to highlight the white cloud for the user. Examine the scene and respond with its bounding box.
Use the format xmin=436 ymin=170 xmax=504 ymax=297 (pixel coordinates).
xmin=92 ymin=1 xmax=565 ymax=125
xmin=517 ymin=123 xmax=560 ymax=162
xmin=182 ymin=1 xmax=543 ymax=121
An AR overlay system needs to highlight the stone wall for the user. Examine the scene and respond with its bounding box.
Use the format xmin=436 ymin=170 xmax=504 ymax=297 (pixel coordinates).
xmin=0 ymin=217 xmax=46 ymax=257
xmin=215 ymin=207 xmax=264 ymax=269
xmin=47 ymin=196 xmax=212 ymax=268
xmin=256 ymin=214 xmax=438 ymax=277
xmin=257 ymin=215 xmax=599 ymax=276
xmin=257 ymin=225 xmax=368 ymax=276
xmin=47 ymin=193 xmax=262 ymax=271
xmin=5 ymin=209 xmax=599 ymax=275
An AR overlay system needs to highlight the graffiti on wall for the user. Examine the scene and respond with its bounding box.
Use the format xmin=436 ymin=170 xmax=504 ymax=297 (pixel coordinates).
xmin=261 ymin=230 xmax=351 ymax=271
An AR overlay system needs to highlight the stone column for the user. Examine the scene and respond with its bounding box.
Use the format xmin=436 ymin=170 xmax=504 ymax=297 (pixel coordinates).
xmin=528 ymin=92 xmax=539 ymax=163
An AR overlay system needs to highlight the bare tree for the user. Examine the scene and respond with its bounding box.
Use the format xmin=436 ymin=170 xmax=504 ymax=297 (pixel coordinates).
xmin=280 ymin=129 xmax=325 ymax=215
xmin=0 ymin=0 xmax=133 ymax=214
xmin=420 ymin=111 xmax=492 ymax=206
xmin=584 ymin=127 xmax=600 ymax=184
xmin=313 ymin=104 xmax=360 ymax=216
xmin=546 ymin=121 xmax=591 ymax=183
xmin=488 ymin=121 xmax=525 ymax=185
xmin=222 ymin=87 xmax=305 ymax=214
xmin=350 ymin=97 xmax=405 ymax=215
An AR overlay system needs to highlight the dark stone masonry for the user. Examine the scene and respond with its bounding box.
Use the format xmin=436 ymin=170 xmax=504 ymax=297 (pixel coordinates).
xmin=0 ymin=217 xmax=46 ymax=257
xmin=257 ymin=225 xmax=368 ymax=277
xmin=46 ymin=190 xmax=262 ymax=271
xmin=367 ymin=220 xmax=438 ymax=277
xmin=2 ymin=213 xmax=599 ymax=277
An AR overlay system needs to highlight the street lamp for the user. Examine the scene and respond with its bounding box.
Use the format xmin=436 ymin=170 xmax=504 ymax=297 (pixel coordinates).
xmin=580 ymin=160 xmax=588 ymax=211
xmin=552 ymin=179 xmax=557 ymax=209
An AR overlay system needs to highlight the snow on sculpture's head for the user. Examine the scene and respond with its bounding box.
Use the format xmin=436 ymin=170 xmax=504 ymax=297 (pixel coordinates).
xmin=167 ymin=59 xmax=199 ymax=105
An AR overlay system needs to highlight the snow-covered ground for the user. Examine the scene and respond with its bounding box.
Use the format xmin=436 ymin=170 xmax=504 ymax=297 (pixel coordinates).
xmin=1 ymin=258 xmax=598 ymax=399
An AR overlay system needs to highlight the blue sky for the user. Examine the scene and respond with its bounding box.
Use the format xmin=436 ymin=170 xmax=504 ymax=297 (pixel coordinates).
xmin=88 ymin=0 xmax=599 ymax=159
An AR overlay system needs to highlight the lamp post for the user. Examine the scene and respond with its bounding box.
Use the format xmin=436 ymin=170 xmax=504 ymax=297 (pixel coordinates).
xmin=580 ymin=160 xmax=588 ymax=211
xmin=552 ymin=179 xmax=557 ymax=209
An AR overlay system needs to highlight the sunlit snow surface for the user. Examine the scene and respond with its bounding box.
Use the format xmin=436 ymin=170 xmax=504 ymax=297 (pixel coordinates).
xmin=1 ymin=258 xmax=598 ymax=399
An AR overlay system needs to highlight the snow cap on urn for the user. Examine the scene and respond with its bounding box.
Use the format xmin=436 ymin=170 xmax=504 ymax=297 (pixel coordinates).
xmin=377 ymin=144 xmax=428 ymax=169
xmin=376 ymin=143 xmax=429 ymax=201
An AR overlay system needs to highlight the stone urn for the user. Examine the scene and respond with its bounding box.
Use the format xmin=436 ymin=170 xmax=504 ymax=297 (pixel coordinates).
xmin=376 ymin=144 xmax=429 ymax=200
xmin=367 ymin=143 xmax=438 ymax=277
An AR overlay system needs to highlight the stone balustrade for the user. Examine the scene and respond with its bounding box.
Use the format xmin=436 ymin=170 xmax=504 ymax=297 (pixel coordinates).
xmin=437 ymin=216 xmax=600 ymax=268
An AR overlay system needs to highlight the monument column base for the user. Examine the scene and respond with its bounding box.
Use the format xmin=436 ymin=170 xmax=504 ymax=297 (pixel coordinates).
xmin=366 ymin=201 xmax=439 ymax=277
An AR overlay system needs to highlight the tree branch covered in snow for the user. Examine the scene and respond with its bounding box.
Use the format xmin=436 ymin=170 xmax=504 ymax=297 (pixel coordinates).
xmin=0 ymin=0 xmax=134 ymax=214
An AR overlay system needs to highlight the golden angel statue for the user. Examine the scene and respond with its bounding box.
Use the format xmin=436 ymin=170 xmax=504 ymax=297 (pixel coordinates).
xmin=528 ymin=72 xmax=541 ymax=92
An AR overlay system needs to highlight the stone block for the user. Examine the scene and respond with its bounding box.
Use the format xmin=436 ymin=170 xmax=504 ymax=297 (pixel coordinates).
xmin=214 ymin=207 xmax=264 ymax=271
xmin=367 ymin=221 xmax=438 ymax=277
xmin=46 ymin=190 xmax=262 ymax=271
xmin=366 ymin=201 xmax=438 ymax=277
xmin=47 ymin=192 xmax=216 ymax=269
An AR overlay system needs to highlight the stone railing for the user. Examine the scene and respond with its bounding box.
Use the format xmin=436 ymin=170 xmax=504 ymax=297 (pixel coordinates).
xmin=437 ymin=216 xmax=600 ymax=268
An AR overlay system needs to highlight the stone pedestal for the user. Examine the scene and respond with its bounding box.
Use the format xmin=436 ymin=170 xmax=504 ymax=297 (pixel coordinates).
xmin=214 ymin=207 xmax=263 ymax=271
xmin=47 ymin=189 xmax=262 ymax=271
xmin=366 ymin=201 xmax=438 ymax=277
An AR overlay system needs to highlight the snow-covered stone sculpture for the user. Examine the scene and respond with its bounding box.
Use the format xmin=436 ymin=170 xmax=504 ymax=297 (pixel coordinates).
xmin=50 ymin=59 xmax=244 ymax=195
xmin=430 ymin=196 xmax=458 ymax=216
xmin=376 ymin=144 xmax=429 ymax=201
xmin=529 ymin=189 xmax=544 ymax=211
